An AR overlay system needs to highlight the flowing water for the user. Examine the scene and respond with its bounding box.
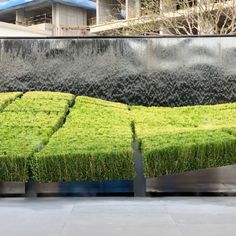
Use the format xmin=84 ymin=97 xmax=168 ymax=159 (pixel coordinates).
xmin=0 ymin=36 xmax=235 ymax=106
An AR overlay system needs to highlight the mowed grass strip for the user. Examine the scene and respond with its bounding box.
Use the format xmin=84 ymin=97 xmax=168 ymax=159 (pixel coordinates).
xmin=1 ymin=91 xmax=236 ymax=182
xmin=0 ymin=92 xmax=22 ymax=112
xmin=0 ymin=92 xmax=75 ymax=182
xmin=132 ymin=103 xmax=236 ymax=177
xmin=132 ymin=103 xmax=236 ymax=137
xmin=0 ymin=112 xmax=64 ymax=130
xmin=23 ymin=91 xmax=75 ymax=105
xmin=0 ymin=127 xmax=53 ymax=182
xmin=141 ymin=130 xmax=236 ymax=177
xmin=33 ymin=96 xmax=134 ymax=182
xmin=5 ymin=98 xmax=69 ymax=113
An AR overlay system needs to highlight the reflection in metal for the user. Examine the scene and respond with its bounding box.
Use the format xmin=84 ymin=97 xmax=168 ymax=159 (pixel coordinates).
xmin=36 ymin=180 xmax=133 ymax=196
xmin=0 ymin=180 xmax=133 ymax=196
xmin=0 ymin=36 xmax=235 ymax=106
xmin=147 ymin=165 xmax=236 ymax=193
xmin=3 ymin=165 xmax=236 ymax=195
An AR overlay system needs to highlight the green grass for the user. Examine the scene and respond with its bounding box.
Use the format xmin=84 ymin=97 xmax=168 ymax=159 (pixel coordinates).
xmin=23 ymin=91 xmax=74 ymax=101
xmin=1 ymin=91 xmax=236 ymax=182
xmin=0 ymin=92 xmax=22 ymax=112
xmin=0 ymin=92 xmax=74 ymax=182
xmin=132 ymin=103 xmax=236 ymax=177
xmin=132 ymin=104 xmax=236 ymax=137
xmin=5 ymin=98 xmax=70 ymax=113
xmin=32 ymin=96 xmax=134 ymax=182
xmin=0 ymin=112 xmax=64 ymax=130
xmin=23 ymin=91 xmax=75 ymax=106
xmin=0 ymin=127 xmax=52 ymax=182
xmin=141 ymin=130 xmax=236 ymax=177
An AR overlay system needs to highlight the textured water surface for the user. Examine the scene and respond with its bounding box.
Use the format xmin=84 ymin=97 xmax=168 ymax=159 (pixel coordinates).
xmin=0 ymin=37 xmax=235 ymax=106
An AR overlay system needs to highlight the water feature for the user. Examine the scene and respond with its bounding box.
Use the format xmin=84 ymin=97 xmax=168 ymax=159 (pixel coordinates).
xmin=0 ymin=36 xmax=235 ymax=106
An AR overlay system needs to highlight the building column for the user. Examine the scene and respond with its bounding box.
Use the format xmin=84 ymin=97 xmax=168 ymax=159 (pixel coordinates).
xmin=125 ymin=0 xmax=140 ymax=20
xmin=96 ymin=0 xmax=120 ymax=25
xmin=52 ymin=3 xmax=60 ymax=36
xmin=16 ymin=9 xmax=25 ymax=25
xmin=52 ymin=3 xmax=88 ymax=36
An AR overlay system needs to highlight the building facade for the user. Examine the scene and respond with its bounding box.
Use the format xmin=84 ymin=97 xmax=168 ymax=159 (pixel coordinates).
xmin=0 ymin=0 xmax=234 ymax=36
xmin=0 ymin=0 xmax=96 ymax=36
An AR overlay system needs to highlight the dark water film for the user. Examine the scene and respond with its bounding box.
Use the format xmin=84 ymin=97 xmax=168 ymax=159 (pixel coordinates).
xmin=0 ymin=36 xmax=235 ymax=106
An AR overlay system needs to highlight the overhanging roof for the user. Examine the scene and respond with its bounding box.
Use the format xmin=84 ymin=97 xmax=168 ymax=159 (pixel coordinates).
xmin=0 ymin=0 xmax=96 ymax=11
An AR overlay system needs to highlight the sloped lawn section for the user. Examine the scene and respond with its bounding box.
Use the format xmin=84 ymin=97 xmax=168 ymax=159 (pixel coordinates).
xmin=23 ymin=91 xmax=74 ymax=104
xmin=1 ymin=91 xmax=236 ymax=182
xmin=33 ymin=96 xmax=134 ymax=182
xmin=0 ymin=92 xmax=22 ymax=112
xmin=132 ymin=103 xmax=236 ymax=177
xmin=0 ymin=92 xmax=74 ymax=182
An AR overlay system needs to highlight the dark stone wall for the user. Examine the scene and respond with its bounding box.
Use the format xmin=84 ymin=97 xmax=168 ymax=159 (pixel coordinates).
xmin=0 ymin=36 xmax=235 ymax=106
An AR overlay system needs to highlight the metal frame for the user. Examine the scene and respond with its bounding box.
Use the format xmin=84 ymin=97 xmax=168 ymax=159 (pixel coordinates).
xmin=146 ymin=165 xmax=236 ymax=194
xmin=35 ymin=180 xmax=134 ymax=196
xmin=2 ymin=165 xmax=236 ymax=196
xmin=0 ymin=182 xmax=25 ymax=196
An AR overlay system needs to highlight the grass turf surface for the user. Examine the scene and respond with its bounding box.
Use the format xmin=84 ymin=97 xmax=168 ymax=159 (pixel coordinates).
xmin=0 ymin=92 xmax=75 ymax=181
xmin=32 ymin=96 xmax=134 ymax=182
xmin=0 ymin=92 xmax=22 ymax=112
xmin=0 ymin=91 xmax=236 ymax=182
xmin=131 ymin=104 xmax=236 ymax=177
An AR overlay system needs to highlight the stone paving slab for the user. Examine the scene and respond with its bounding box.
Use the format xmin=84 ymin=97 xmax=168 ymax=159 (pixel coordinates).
xmin=0 ymin=197 xmax=236 ymax=236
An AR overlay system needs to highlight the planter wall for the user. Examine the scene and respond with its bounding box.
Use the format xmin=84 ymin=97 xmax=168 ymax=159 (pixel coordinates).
xmin=0 ymin=36 xmax=235 ymax=106
xmin=0 ymin=182 xmax=25 ymax=196
xmin=0 ymin=180 xmax=134 ymax=197
xmin=146 ymin=165 xmax=236 ymax=194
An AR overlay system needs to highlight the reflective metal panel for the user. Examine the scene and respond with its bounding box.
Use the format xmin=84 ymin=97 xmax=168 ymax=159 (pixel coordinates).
xmin=0 ymin=182 xmax=25 ymax=195
xmin=147 ymin=165 xmax=236 ymax=193
xmin=36 ymin=180 xmax=133 ymax=196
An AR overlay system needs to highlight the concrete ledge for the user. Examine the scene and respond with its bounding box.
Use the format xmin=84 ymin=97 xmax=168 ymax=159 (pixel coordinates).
xmin=0 ymin=21 xmax=51 ymax=37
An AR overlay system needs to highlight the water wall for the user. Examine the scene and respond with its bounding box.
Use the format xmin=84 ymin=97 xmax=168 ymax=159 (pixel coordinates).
xmin=0 ymin=36 xmax=235 ymax=106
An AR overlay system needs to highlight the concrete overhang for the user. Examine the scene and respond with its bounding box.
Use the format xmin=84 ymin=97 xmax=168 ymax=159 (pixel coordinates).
xmin=0 ymin=21 xmax=51 ymax=36
xmin=0 ymin=0 xmax=96 ymax=12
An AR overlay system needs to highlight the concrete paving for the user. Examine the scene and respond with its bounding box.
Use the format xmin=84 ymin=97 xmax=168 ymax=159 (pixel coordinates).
xmin=0 ymin=197 xmax=236 ymax=236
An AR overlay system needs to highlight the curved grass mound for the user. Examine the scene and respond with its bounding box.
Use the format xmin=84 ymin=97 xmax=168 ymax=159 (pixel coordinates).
xmin=0 ymin=92 xmax=22 ymax=112
xmin=132 ymin=104 xmax=236 ymax=177
xmin=23 ymin=91 xmax=74 ymax=103
xmin=1 ymin=91 xmax=236 ymax=182
xmin=32 ymin=96 xmax=134 ymax=182
xmin=0 ymin=92 xmax=75 ymax=182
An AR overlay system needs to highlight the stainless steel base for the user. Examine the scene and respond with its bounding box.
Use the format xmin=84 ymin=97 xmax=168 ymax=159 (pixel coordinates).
xmin=0 ymin=182 xmax=25 ymax=195
xmin=146 ymin=165 xmax=236 ymax=193
xmin=0 ymin=180 xmax=134 ymax=196
xmin=36 ymin=180 xmax=134 ymax=196
xmin=2 ymin=164 xmax=236 ymax=196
